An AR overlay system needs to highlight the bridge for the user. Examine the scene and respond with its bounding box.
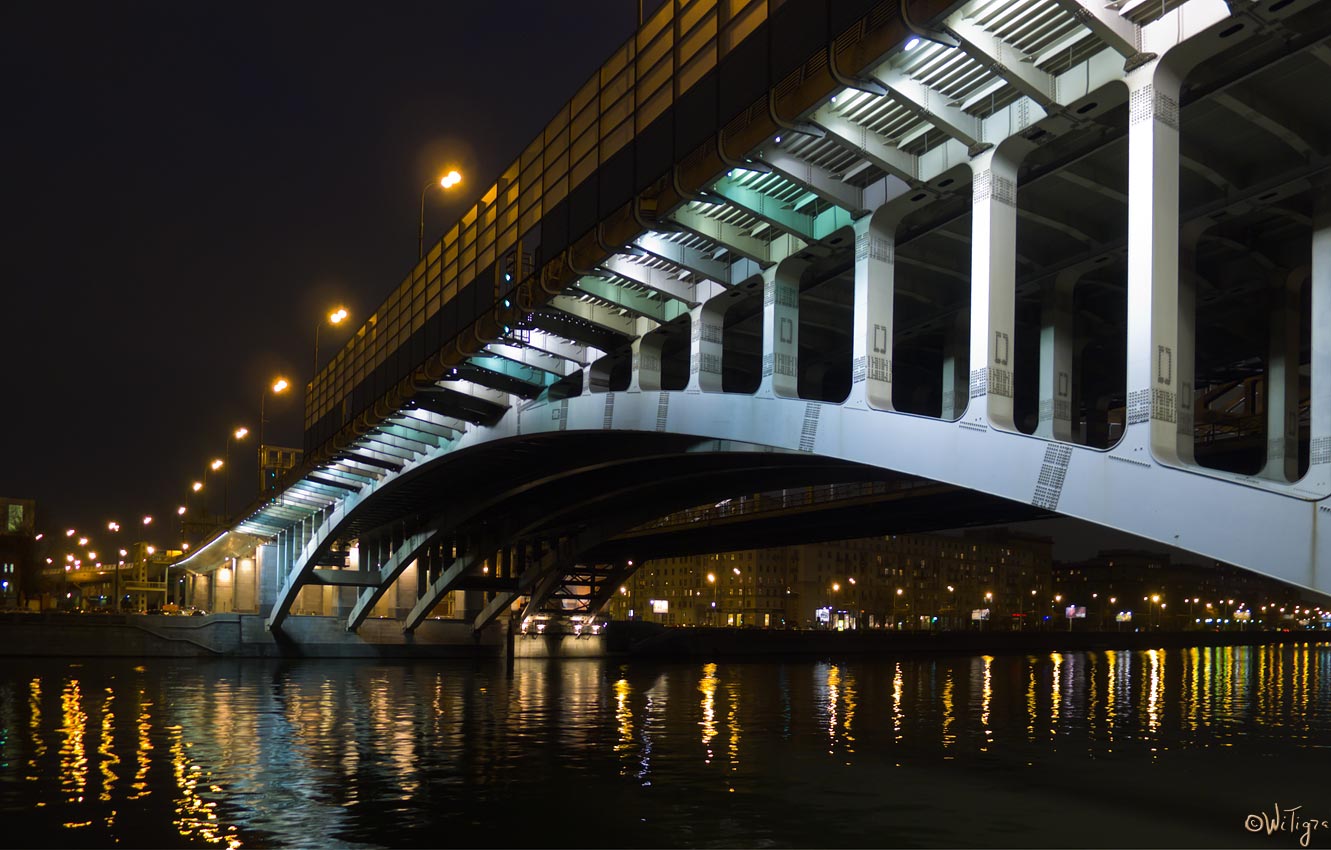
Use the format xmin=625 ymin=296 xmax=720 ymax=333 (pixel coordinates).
xmin=177 ymin=0 xmax=1331 ymax=643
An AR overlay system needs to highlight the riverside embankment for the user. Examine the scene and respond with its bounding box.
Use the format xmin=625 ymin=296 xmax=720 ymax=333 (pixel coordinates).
xmin=2 ymin=611 xmax=1324 ymax=659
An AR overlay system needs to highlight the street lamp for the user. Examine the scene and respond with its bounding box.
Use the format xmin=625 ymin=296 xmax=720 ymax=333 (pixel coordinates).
xmin=224 ymin=426 xmax=249 ymax=519
xmin=106 ymin=520 xmax=125 ymax=613
xmin=984 ymin=591 xmax=993 ymax=631
xmin=259 ymin=378 xmax=290 ymax=493
xmin=706 ymin=572 xmax=717 ymax=625
xmin=314 ymin=306 xmax=350 ymax=375
xmin=419 ymin=170 xmax=463 ymax=259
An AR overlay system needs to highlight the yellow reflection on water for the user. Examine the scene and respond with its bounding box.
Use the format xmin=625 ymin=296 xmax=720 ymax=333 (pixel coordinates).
xmin=1105 ymin=650 xmax=1117 ymax=745
xmin=168 ymin=725 xmax=241 ymax=849
xmin=98 ymin=687 xmax=118 ymax=805
xmin=841 ymin=668 xmax=857 ymax=758
xmin=614 ymin=678 xmax=633 ymax=757
xmin=1087 ymin=652 xmax=1098 ymax=740
xmin=130 ymin=691 xmax=153 ymax=801
xmin=1025 ymin=660 xmax=1036 ymax=741
xmin=1050 ymin=652 xmax=1062 ymax=737
xmin=27 ymin=678 xmax=44 ymax=781
xmin=891 ymin=663 xmax=903 ymax=745
xmin=941 ymin=669 xmax=955 ymax=752
xmin=699 ymin=662 xmax=717 ymax=763
xmin=725 ymin=677 xmax=742 ymax=772
xmin=827 ymin=664 xmax=841 ymax=753
xmin=59 ymin=678 xmax=87 ymax=806
xmin=1145 ymin=648 xmax=1161 ymax=736
xmin=981 ymin=655 xmax=992 ymax=751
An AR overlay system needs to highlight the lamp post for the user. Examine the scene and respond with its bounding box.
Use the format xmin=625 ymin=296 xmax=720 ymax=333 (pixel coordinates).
xmin=258 ymin=378 xmax=290 ymax=493
xmin=313 ymin=307 xmax=349 ymax=376
xmin=223 ymin=427 xmax=248 ymax=519
xmin=984 ymin=591 xmax=993 ymax=631
xmin=419 ymin=170 xmax=463 ymax=259
xmin=106 ymin=521 xmax=121 ymax=613
xmin=706 ymin=572 xmax=717 ymax=626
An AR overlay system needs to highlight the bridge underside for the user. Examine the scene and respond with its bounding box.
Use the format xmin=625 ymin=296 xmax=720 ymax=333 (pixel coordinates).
xmin=178 ymin=0 xmax=1331 ymax=637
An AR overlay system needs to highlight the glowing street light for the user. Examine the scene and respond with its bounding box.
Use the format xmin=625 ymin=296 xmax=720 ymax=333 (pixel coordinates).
xmin=224 ymin=426 xmax=250 ymax=519
xmin=314 ymin=306 xmax=351 ymax=374
xmin=259 ymin=378 xmax=291 ymax=492
xmin=177 ymin=506 xmax=187 ymax=516
xmin=192 ymin=481 xmax=203 ymax=493
xmin=77 ymin=536 xmax=88 ymax=546
xmin=65 ymin=528 xmax=75 ymax=537
xmin=142 ymin=515 xmax=153 ymax=526
xmin=106 ymin=521 xmax=120 ymax=532
xmin=210 ymin=459 xmax=224 ymax=472
xmin=420 ymin=169 xmax=464 ymax=258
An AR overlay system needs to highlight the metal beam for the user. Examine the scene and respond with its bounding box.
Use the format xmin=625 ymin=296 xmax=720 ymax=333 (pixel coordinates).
xmin=402 ymin=548 xmax=489 ymax=632
xmin=1050 ymin=0 xmax=1148 ymax=64
xmin=310 ymin=569 xmax=381 ymax=587
xmin=545 ymin=295 xmax=641 ymax=335
xmin=707 ymin=181 xmax=817 ymax=242
xmin=600 ymin=254 xmax=700 ymax=305
xmin=947 ymin=18 xmax=1057 ymax=112
xmin=808 ymin=106 xmax=919 ymax=184
xmin=867 ymin=70 xmax=983 ymax=151
xmin=756 ymin=148 xmax=867 ymax=214
xmin=632 ymin=233 xmax=732 ymax=283
xmin=670 ymin=205 xmax=782 ymax=266
xmin=570 ymin=276 xmax=684 ymax=323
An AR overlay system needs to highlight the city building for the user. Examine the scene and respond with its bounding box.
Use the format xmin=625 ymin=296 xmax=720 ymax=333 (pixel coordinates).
xmin=0 ymin=497 xmax=37 ymax=608
xmin=607 ymin=529 xmax=1055 ymax=630
xmin=609 ymin=530 xmax=1326 ymax=631
xmin=259 ymin=444 xmax=303 ymax=492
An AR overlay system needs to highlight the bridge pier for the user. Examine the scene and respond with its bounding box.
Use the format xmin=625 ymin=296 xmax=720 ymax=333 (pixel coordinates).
xmin=758 ymin=259 xmax=802 ymax=399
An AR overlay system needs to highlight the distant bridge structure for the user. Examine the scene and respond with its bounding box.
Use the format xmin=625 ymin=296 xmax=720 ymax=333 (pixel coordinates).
xmin=178 ymin=0 xmax=1331 ymax=641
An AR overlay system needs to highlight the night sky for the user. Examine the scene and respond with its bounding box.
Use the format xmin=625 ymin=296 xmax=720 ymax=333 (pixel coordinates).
xmin=1 ymin=1 xmax=641 ymax=543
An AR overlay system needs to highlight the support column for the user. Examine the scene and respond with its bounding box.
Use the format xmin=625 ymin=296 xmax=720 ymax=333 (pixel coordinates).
xmin=1262 ymin=269 xmax=1303 ymax=482
xmin=967 ymin=144 xmax=1027 ymax=431
xmin=1311 ymin=187 xmax=1331 ymax=488
xmin=1036 ymin=270 xmax=1076 ymax=441
xmin=758 ymin=259 xmax=804 ymax=398
xmin=628 ymin=317 xmax=659 ymax=392
xmin=940 ymin=308 xmax=969 ymax=420
xmin=688 ymin=300 xmax=726 ymax=393
xmin=1125 ymin=61 xmax=1185 ymax=464
xmin=850 ymin=212 xmax=895 ymax=410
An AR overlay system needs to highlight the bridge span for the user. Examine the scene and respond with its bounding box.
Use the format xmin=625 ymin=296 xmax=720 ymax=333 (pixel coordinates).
xmin=178 ymin=0 xmax=1331 ymax=641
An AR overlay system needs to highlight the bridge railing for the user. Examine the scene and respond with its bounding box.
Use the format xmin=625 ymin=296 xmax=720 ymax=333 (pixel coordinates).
xmin=632 ymin=478 xmax=942 ymax=531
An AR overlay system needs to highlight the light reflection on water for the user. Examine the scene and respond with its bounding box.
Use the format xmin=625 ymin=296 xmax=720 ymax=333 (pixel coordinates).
xmin=0 ymin=643 xmax=1328 ymax=848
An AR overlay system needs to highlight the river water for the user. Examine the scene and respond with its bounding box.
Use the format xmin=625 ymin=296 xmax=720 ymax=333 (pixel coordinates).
xmin=1 ymin=643 xmax=1329 ymax=848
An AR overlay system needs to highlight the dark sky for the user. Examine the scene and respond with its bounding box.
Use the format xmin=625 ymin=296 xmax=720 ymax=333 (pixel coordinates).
xmin=1 ymin=1 xmax=642 ymax=543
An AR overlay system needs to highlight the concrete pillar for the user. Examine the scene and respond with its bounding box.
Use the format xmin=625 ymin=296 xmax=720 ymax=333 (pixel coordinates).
xmin=967 ymin=143 xmax=1029 ymax=431
xmin=257 ymin=542 xmax=278 ymax=616
xmin=1125 ymin=61 xmax=1185 ymax=464
xmin=1311 ymin=187 xmax=1331 ymax=486
xmin=759 ymin=258 xmax=804 ymax=398
xmin=849 ymin=212 xmax=895 ymax=410
xmin=628 ymin=317 xmax=659 ymax=392
xmin=1036 ymin=270 xmax=1076 ymax=441
xmin=687 ymin=299 xmax=726 ymax=393
xmin=940 ymin=308 xmax=969 ymax=420
xmin=1262 ymin=268 xmax=1304 ymax=482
